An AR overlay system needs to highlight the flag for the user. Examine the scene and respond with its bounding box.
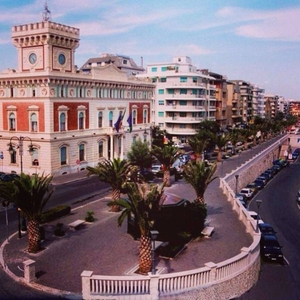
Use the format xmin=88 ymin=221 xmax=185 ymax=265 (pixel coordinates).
xmin=127 ymin=113 xmax=133 ymax=133
xmin=114 ymin=109 xmax=126 ymax=132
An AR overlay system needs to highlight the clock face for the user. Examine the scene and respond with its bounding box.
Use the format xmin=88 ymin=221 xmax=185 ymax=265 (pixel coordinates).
xmin=58 ymin=53 xmax=66 ymax=65
xmin=29 ymin=53 xmax=37 ymax=64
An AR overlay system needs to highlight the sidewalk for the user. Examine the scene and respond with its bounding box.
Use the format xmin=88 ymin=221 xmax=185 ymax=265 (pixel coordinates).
xmin=0 ymin=153 xmax=257 ymax=297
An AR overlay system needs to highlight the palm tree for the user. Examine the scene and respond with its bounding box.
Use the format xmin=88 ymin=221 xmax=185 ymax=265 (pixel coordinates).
xmin=211 ymin=133 xmax=231 ymax=162
xmin=87 ymin=158 xmax=136 ymax=212
xmin=0 ymin=173 xmax=54 ymax=253
xmin=183 ymin=160 xmax=217 ymax=205
xmin=151 ymin=145 xmax=183 ymax=187
xmin=109 ymin=182 xmax=164 ymax=274
xmin=188 ymin=134 xmax=209 ymax=161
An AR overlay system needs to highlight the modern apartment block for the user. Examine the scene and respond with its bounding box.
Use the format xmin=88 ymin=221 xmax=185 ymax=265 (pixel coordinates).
xmin=264 ymin=94 xmax=279 ymax=120
xmin=252 ymin=85 xmax=265 ymax=119
xmin=0 ymin=19 xmax=154 ymax=177
xmin=137 ymin=56 xmax=216 ymax=143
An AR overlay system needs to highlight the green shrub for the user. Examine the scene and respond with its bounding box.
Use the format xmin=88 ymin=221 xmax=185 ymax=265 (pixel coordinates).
xmin=84 ymin=210 xmax=95 ymax=222
xmin=40 ymin=205 xmax=71 ymax=224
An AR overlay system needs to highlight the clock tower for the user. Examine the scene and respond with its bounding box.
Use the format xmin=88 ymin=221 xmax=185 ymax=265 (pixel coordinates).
xmin=11 ymin=18 xmax=80 ymax=73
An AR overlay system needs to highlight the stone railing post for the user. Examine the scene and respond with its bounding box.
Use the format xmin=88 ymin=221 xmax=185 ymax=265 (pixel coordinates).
xmin=148 ymin=273 xmax=160 ymax=300
xmin=205 ymin=262 xmax=217 ymax=282
xmin=81 ymin=270 xmax=93 ymax=299
xmin=23 ymin=259 xmax=36 ymax=283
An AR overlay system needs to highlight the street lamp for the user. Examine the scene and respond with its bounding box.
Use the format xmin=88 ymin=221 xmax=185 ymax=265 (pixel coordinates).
xmin=150 ymin=230 xmax=159 ymax=275
xmin=8 ymin=136 xmax=35 ymax=174
xmin=256 ymin=199 xmax=262 ymax=232
xmin=235 ymin=174 xmax=239 ymax=196
xmin=8 ymin=136 xmax=34 ymax=238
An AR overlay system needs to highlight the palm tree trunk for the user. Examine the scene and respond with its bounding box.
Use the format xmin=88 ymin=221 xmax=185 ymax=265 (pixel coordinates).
xmin=217 ymin=150 xmax=222 ymax=162
xmin=195 ymin=196 xmax=205 ymax=205
xmin=110 ymin=188 xmax=121 ymax=212
xmin=139 ymin=234 xmax=152 ymax=274
xmin=28 ymin=219 xmax=41 ymax=253
xmin=163 ymin=169 xmax=171 ymax=187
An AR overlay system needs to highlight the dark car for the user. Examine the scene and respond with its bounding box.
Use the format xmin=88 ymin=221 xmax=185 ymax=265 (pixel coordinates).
xmin=260 ymin=172 xmax=271 ymax=181
xmin=260 ymin=234 xmax=284 ymax=264
xmin=246 ymin=183 xmax=258 ymax=195
xmin=254 ymin=179 xmax=265 ymax=189
xmin=256 ymin=176 xmax=267 ymax=185
xmin=258 ymin=223 xmax=277 ymax=236
xmin=0 ymin=173 xmax=20 ymax=182
xmin=292 ymin=148 xmax=300 ymax=160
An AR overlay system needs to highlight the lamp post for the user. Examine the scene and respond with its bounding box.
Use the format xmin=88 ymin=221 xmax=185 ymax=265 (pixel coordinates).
xmin=256 ymin=199 xmax=262 ymax=232
xmin=150 ymin=230 xmax=159 ymax=275
xmin=235 ymin=174 xmax=239 ymax=196
xmin=8 ymin=136 xmax=34 ymax=238
xmin=8 ymin=136 xmax=35 ymax=174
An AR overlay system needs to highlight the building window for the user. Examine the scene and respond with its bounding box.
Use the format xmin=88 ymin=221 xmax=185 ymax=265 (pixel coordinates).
xmin=78 ymin=112 xmax=84 ymax=129
xmin=32 ymin=148 xmax=39 ymax=166
xmin=79 ymin=144 xmax=85 ymax=162
xmin=151 ymin=67 xmax=157 ymax=72
xmin=98 ymin=141 xmax=103 ymax=158
xmin=179 ymin=124 xmax=186 ymax=128
xmin=179 ymin=100 xmax=187 ymax=106
xmin=98 ymin=112 xmax=103 ymax=128
xmin=179 ymin=112 xmax=187 ymax=117
xmin=61 ymin=86 xmax=64 ymax=97
xmin=133 ymin=110 xmax=137 ymax=125
xmin=143 ymin=109 xmax=147 ymax=123
xmin=109 ymin=111 xmax=113 ymax=127
xmin=32 ymin=89 xmax=36 ymax=97
xmin=158 ymin=89 xmax=164 ymax=95
xmin=10 ymin=146 xmax=16 ymax=164
xmin=180 ymin=89 xmax=187 ymax=94
xmin=9 ymin=113 xmax=16 ymax=131
xmin=160 ymin=78 xmax=167 ymax=82
xmin=193 ymin=77 xmax=197 ymax=83
xmin=60 ymin=146 xmax=67 ymax=165
xmin=168 ymin=89 xmax=174 ymax=95
xmin=132 ymin=136 xmax=137 ymax=144
xmin=158 ymin=100 xmax=164 ymax=105
xmin=30 ymin=113 xmax=38 ymax=132
xmin=158 ymin=112 xmax=164 ymax=117
xmin=60 ymin=113 xmax=66 ymax=131
xmin=180 ymin=77 xmax=187 ymax=82
xmin=10 ymin=87 xmax=14 ymax=98
xmin=161 ymin=67 xmax=167 ymax=71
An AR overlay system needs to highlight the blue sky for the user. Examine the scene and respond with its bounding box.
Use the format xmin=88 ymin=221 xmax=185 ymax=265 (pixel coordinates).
xmin=1 ymin=0 xmax=300 ymax=99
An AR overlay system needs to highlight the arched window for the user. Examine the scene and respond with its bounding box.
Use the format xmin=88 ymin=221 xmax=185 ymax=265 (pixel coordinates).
xmin=31 ymin=113 xmax=38 ymax=132
xmin=132 ymin=110 xmax=137 ymax=125
xmin=78 ymin=112 xmax=84 ymax=129
xmin=9 ymin=144 xmax=16 ymax=164
xmin=143 ymin=109 xmax=148 ymax=123
xmin=60 ymin=113 xmax=66 ymax=131
xmin=98 ymin=141 xmax=104 ymax=157
xmin=98 ymin=112 xmax=103 ymax=128
xmin=109 ymin=111 xmax=113 ymax=127
xmin=9 ymin=113 xmax=16 ymax=131
xmin=79 ymin=144 xmax=85 ymax=161
xmin=60 ymin=146 xmax=67 ymax=165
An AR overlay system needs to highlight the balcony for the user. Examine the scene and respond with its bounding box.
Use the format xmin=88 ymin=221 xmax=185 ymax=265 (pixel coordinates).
xmin=165 ymin=105 xmax=206 ymax=112
xmin=165 ymin=94 xmax=206 ymax=100
xmin=165 ymin=117 xmax=205 ymax=123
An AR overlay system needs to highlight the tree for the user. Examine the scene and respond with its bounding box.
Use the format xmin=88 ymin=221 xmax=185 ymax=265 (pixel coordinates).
xmin=127 ymin=138 xmax=153 ymax=170
xmin=183 ymin=160 xmax=217 ymax=205
xmin=0 ymin=173 xmax=54 ymax=253
xmin=87 ymin=158 xmax=136 ymax=212
xmin=211 ymin=133 xmax=231 ymax=162
xmin=108 ymin=182 xmax=164 ymax=274
xmin=151 ymin=145 xmax=183 ymax=187
xmin=188 ymin=133 xmax=209 ymax=161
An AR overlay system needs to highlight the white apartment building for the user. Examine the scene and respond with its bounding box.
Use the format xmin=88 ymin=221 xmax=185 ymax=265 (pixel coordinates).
xmin=137 ymin=56 xmax=216 ymax=143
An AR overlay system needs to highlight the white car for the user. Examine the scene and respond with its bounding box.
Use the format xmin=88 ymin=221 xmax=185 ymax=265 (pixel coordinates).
xmin=239 ymin=188 xmax=253 ymax=199
xmin=248 ymin=211 xmax=264 ymax=224
xmin=151 ymin=165 xmax=161 ymax=175
xmin=174 ymin=142 xmax=184 ymax=149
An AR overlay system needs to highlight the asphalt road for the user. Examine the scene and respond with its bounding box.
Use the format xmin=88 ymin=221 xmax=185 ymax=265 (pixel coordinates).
xmin=240 ymin=160 xmax=300 ymax=300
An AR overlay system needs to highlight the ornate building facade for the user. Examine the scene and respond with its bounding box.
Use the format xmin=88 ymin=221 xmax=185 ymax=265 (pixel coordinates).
xmin=0 ymin=20 xmax=154 ymax=177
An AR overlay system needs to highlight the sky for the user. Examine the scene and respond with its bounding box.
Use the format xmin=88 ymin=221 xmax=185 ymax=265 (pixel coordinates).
xmin=0 ymin=0 xmax=300 ymax=99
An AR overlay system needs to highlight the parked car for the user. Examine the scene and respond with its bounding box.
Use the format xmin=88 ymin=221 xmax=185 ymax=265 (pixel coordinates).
xmin=246 ymin=183 xmax=258 ymax=195
xmin=239 ymin=188 xmax=253 ymax=200
xmin=248 ymin=211 xmax=264 ymax=224
xmin=0 ymin=173 xmax=20 ymax=182
xmin=297 ymin=190 xmax=300 ymax=205
xmin=138 ymin=169 xmax=154 ymax=182
xmin=260 ymin=172 xmax=271 ymax=181
xmin=174 ymin=142 xmax=184 ymax=149
xmin=236 ymin=193 xmax=247 ymax=202
xmin=256 ymin=176 xmax=267 ymax=185
xmin=292 ymin=148 xmax=300 ymax=160
xmin=258 ymin=223 xmax=277 ymax=236
xmin=260 ymin=234 xmax=284 ymax=264
xmin=254 ymin=179 xmax=265 ymax=189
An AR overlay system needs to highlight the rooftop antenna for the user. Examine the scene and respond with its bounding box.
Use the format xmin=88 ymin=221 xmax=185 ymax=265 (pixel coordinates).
xmin=42 ymin=0 xmax=51 ymax=21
